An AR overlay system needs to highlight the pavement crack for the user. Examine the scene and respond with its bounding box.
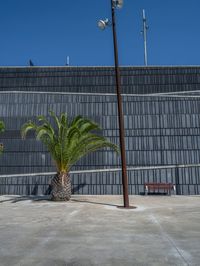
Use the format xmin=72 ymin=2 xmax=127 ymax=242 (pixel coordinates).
xmin=148 ymin=214 xmax=191 ymax=266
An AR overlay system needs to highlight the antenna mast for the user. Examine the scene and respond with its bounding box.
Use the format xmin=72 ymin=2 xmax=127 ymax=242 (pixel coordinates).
xmin=66 ymin=56 xmax=70 ymax=66
xmin=141 ymin=9 xmax=149 ymax=66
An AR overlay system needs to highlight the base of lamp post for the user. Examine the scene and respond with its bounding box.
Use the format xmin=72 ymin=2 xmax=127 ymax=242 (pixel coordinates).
xmin=117 ymin=206 xmax=137 ymax=209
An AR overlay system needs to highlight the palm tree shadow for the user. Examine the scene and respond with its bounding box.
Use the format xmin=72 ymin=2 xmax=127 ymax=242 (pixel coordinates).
xmin=0 ymin=197 xmax=17 ymax=203
xmin=0 ymin=184 xmax=88 ymax=203
xmin=0 ymin=195 xmax=51 ymax=203
xmin=0 ymin=196 xmax=118 ymax=207
xmin=72 ymin=183 xmax=86 ymax=193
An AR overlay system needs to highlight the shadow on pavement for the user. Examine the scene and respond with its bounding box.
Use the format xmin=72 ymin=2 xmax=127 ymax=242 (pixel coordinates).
xmin=0 ymin=195 xmax=51 ymax=203
xmin=71 ymin=199 xmax=118 ymax=207
xmin=0 ymin=197 xmax=118 ymax=207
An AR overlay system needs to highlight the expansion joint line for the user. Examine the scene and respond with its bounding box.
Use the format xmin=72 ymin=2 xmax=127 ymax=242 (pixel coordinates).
xmin=148 ymin=214 xmax=190 ymax=266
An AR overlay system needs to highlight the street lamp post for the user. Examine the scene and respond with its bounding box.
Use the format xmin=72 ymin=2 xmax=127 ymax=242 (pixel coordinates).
xmin=98 ymin=0 xmax=133 ymax=208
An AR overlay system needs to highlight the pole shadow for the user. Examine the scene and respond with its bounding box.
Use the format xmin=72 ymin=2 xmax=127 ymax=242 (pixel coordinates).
xmin=71 ymin=198 xmax=118 ymax=207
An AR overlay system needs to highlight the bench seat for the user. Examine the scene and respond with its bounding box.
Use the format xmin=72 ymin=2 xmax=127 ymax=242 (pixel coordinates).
xmin=144 ymin=183 xmax=176 ymax=195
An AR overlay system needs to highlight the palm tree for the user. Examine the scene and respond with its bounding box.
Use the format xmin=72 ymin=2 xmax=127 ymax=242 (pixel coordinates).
xmin=21 ymin=111 xmax=119 ymax=201
xmin=0 ymin=120 xmax=5 ymax=154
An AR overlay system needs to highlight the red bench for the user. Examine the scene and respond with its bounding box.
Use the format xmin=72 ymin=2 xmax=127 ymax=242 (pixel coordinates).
xmin=144 ymin=183 xmax=176 ymax=195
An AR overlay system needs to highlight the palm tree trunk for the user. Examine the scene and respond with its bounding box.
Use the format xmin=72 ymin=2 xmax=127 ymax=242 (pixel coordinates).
xmin=51 ymin=172 xmax=71 ymax=201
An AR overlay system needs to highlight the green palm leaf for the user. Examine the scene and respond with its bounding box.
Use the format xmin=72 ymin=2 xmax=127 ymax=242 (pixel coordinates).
xmin=21 ymin=111 xmax=119 ymax=174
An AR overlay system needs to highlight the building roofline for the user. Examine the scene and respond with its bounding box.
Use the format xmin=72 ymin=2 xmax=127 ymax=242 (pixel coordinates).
xmin=0 ymin=65 xmax=199 ymax=69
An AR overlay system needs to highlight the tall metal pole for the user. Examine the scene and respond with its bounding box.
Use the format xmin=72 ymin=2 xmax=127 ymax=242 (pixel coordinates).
xmin=110 ymin=0 xmax=130 ymax=208
xmin=142 ymin=9 xmax=148 ymax=66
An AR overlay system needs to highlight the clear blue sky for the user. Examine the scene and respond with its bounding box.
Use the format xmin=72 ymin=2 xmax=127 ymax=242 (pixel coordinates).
xmin=0 ymin=0 xmax=199 ymax=66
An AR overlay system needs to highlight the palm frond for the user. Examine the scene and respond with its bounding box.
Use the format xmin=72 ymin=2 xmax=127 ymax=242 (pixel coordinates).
xmin=21 ymin=121 xmax=37 ymax=139
xmin=66 ymin=134 xmax=119 ymax=169
xmin=35 ymin=124 xmax=54 ymax=141
xmin=70 ymin=115 xmax=84 ymax=127
xmin=37 ymin=115 xmax=49 ymax=123
xmin=78 ymin=120 xmax=100 ymax=134
xmin=60 ymin=113 xmax=68 ymax=128
xmin=49 ymin=110 xmax=61 ymax=131
xmin=21 ymin=112 xmax=119 ymax=173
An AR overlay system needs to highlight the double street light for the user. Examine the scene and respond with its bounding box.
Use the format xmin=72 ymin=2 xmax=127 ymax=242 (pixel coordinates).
xmin=98 ymin=0 xmax=134 ymax=209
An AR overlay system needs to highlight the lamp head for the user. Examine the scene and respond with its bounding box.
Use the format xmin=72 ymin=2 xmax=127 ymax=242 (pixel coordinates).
xmin=112 ymin=0 xmax=124 ymax=9
xmin=97 ymin=19 xmax=109 ymax=30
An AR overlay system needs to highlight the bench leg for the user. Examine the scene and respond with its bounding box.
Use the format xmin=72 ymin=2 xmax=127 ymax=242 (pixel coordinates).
xmin=173 ymin=185 xmax=176 ymax=195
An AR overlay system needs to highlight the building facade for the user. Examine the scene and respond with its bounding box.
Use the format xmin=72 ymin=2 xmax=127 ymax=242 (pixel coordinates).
xmin=0 ymin=66 xmax=200 ymax=195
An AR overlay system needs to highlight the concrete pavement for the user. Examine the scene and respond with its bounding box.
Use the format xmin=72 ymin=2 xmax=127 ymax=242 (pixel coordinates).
xmin=0 ymin=195 xmax=199 ymax=266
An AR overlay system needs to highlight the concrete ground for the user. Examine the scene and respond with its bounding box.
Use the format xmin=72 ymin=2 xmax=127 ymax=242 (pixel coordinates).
xmin=0 ymin=195 xmax=199 ymax=266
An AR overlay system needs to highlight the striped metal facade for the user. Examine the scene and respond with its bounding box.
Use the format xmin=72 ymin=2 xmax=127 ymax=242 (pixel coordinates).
xmin=0 ymin=66 xmax=200 ymax=195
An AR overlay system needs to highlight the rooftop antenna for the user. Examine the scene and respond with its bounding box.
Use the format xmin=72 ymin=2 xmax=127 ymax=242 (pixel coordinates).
xmin=29 ymin=59 xmax=34 ymax=66
xmin=141 ymin=9 xmax=149 ymax=66
xmin=65 ymin=56 xmax=70 ymax=66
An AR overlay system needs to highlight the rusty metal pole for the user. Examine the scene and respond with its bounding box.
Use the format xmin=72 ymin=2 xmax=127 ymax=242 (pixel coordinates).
xmin=110 ymin=0 xmax=130 ymax=208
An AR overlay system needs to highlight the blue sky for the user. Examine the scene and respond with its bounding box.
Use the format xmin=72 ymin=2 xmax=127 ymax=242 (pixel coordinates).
xmin=0 ymin=0 xmax=199 ymax=66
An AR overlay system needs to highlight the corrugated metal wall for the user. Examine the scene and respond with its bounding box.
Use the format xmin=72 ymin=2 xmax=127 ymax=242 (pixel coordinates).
xmin=0 ymin=66 xmax=200 ymax=94
xmin=0 ymin=66 xmax=200 ymax=195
